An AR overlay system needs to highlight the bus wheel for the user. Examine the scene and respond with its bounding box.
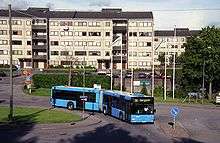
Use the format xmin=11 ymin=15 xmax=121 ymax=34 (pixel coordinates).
xmin=103 ymin=107 xmax=107 ymax=115
xmin=119 ymin=113 xmax=123 ymax=121
xmin=67 ymin=102 xmax=74 ymax=110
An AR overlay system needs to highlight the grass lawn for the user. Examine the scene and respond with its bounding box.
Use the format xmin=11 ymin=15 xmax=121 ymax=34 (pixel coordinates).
xmin=155 ymin=95 xmax=214 ymax=105
xmin=25 ymin=88 xmax=51 ymax=97
xmin=0 ymin=106 xmax=81 ymax=124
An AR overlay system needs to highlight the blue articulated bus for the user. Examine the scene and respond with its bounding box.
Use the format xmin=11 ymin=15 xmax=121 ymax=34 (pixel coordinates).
xmin=102 ymin=91 xmax=155 ymax=123
xmin=50 ymin=86 xmax=101 ymax=111
xmin=51 ymin=86 xmax=155 ymax=123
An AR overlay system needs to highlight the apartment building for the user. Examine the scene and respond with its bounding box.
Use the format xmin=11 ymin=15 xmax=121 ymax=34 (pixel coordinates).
xmin=0 ymin=7 xmax=199 ymax=69
xmin=0 ymin=7 xmax=154 ymax=69
xmin=154 ymin=28 xmax=200 ymax=65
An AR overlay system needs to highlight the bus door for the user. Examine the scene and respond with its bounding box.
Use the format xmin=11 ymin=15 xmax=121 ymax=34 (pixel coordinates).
xmin=107 ymin=96 xmax=112 ymax=114
xmin=124 ymin=101 xmax=130 ymax=121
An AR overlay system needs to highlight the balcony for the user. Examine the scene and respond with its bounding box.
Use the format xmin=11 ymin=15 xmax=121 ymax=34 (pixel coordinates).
xmin=113 ymin=45 xmax=127 ymax=51
xmin=113 ymin=26 xmax=127 ymax=32
xmin=32 ymin=45 xmax=47 ymax=50
xmin=33 ymin=55 xmax=47 ymax=60
xmin=32 ymin=25 xmax=47 ymax=30
xmin=32 ymin=35 xmax=47 ymax=39
xmin=113 ymin=55 xmax=127 ymax=63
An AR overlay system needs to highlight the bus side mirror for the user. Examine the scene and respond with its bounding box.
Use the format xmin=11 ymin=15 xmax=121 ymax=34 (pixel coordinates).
xmin=154 ymin=109 xmax=156 ymax=113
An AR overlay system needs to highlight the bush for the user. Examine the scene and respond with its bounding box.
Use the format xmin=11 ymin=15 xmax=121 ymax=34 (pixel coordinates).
xmin=154 ymin=86 xmax=163 ymax=97
xmin=32 ymin=74 xmax=68 ymax=88
xmin=141 ymin=82 xmax=148 ymax=96
xmin=32 ymin=73 xmax=111 ymax=89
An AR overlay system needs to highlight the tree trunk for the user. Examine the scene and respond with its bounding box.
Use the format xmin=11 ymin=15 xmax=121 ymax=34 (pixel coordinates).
xmin=208 ymin=81 xmax=212 ymax=100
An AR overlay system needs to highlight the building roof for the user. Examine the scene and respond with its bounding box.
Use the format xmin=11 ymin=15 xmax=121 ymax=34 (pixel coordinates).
xmin=0 ymin=8 xmax=153 ymax=19
xmin=155 ymin=28 xmax=200 ymax=37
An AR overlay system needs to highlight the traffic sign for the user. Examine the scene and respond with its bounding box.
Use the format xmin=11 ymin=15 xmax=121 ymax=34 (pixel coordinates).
xmin=140 ymin=80 xmax=150 ymax=86
xmin=170 ymin=106 xmax=180 ymax=118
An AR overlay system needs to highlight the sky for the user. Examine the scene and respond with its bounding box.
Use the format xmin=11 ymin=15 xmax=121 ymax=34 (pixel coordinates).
xmin=1 ymin=0 xmax=220 ymax=30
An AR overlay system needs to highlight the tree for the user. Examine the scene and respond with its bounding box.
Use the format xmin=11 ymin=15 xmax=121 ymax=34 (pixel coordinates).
xmin=141 ymin=82 xmax=148 ymax=96
xmin=181 ymin=26 xmax=220 ymax=100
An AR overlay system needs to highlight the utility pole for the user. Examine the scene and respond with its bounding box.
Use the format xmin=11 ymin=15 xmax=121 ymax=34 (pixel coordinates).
xmin=110 ymin=44 xmax=113 ymax=90
xmin=164 ymin=53 xmax=167 ymax=100
xmin=202 ymin=60 xmax=205 ymax=103
xmin=120 ymin=34 xmax=123 ymax=92
xmin=131 ymin=23 xmax=133 ymax=93
xmin=151 ymin=21 xmax=155 ymax=97
xmin=8 ymin=4 xmax=14 ymax=121
xmin=172 ymin=25 xmax=176 ymax=100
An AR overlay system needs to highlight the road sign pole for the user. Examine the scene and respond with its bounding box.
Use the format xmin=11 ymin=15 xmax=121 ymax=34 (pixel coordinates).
xmin=173 ymin=117 xmax=175 ymax=129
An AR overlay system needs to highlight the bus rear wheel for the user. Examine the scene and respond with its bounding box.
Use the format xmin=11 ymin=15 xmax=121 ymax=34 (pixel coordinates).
xmin=67 ymin=102 xmax=74 ymax=110
xmin=119 ymin=113 xmax=123 ymax=121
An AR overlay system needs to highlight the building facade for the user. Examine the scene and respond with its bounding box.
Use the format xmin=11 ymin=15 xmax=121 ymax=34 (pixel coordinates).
xmin=0 ymin=7 xmax=199 ymax=69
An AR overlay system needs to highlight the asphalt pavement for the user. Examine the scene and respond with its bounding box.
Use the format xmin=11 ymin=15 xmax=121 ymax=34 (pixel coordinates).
xmin=0 ymin=76 xmax=220 ymax=143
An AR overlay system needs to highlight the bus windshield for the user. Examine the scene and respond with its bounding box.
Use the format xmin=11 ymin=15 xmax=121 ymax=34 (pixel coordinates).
xmin=131 ymin=98 xmax=154 ymax=115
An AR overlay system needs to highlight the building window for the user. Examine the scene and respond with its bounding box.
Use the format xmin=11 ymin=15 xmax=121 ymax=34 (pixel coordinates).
xmin=27 ymin=51 xmax=31 ymax=55
xmin=0 ymin=20 xmax=7 ymax=25
xmin=89 ymin=51 xmax=101 ymax=56
xmin=60 ymin=51 xmax=70 ymax=56
xmin=27 ymin=41 xmax=31 ymax=45
xmin=12 ymin=40 xmax=22 ymax=45
xmin=105 ymin=51 xmax=110 ymax=56
xmin=51 ymin=41 xmax=59 ymax=46
xmin=89 ymin=32 xmax=101 ymax=36
xmin=12 ymin=50 xmax=23 ymax=55
xmin=26 ymin=21 xmax=31 ymax=26
xmin=105 ymin=41 xmax=110 ymax=46
xmin=50 ymin=21 xmax=59 ymax=26
xmin=12 ymin=30 xmax=22 ymax=35
xmin=129 ymin=32 xmax=137 ymax=37
xmin=175 ymin=45 xmax=178 ymax=48
xmin=75 ymin=22 xmax=87 ymax=26
xmin=181 ymin=38 xmax=185 ymax=42
xmin=147 ymin=42 xmax=151 ymax=47
xmin=139 ymin=32 xmax=152 ymax=37
xmin=154 ymin=38 xmax=159 ymax=41
xmin=0 ymin=40 xmax=8 ymax=45
xmin=12 ymin=20 xmax=22 ymax=25
xmin=51 ymin=51 xmax=59 ymax=55
xmin=105 ymin=32 xmax=110 ymax=36
xmin=105 ymin=22 xmax=110 ymax=27
xmin=26 ymin=31 xmax=31 ymax=36
xmin=88 ymin=22 xmax=101 ymax=27
xmin=181 ymin=45 xmax=185 ymax=48
xmin=75 ymin=51 xmax=86 ymax=56
xmin=0 ymin=50 xmax=8 ymax=55
xmin=60 ymin=21 xmax=73 ymax=26
xmin=0 ymin=30 xmax=7 ymax=35
xmin=60 ymin=31 xmax=73 ymax=36
xmin=61 ymin=41 xmax=73 ymax=46
xmin=82 ymin=32 xmax=87 ymax=36
xmin=50 ymin=31 xmax=59 ymax=36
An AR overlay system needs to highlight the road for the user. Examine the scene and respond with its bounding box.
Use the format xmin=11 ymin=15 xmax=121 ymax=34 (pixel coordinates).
xmin=0 ymin=76 xmax=220 ymax=143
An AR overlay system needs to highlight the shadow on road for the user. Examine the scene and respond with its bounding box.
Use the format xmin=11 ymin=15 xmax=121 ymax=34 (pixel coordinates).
xmin=58 ymin=123 xmax=150 ymax=143
xmin=0 ymin=109 xmax=47 ymax=143
xmin=174 ymin=137 xmax=205 ymax=143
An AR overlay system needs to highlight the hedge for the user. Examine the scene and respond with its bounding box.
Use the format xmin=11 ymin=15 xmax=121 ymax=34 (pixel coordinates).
xmin=32 ymin=73 xmax=111 ymax=89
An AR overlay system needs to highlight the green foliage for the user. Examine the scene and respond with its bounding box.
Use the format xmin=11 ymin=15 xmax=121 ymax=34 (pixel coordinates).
xmin=154 ymin=86 xmax=163 ymax=97
xmin=180 ymin=26 xmax=220 ymax=94
xmin=158 ymin=53 xmax=165 ymax=64
xmin=33 ymin=74 xmax=68 ymax=88
xmin=141 ymin=82 xmax=148 ymax=96
xmin=33 ymin=73 xmax=111 ymax=89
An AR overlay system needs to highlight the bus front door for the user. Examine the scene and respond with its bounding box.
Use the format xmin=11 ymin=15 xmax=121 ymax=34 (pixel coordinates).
xmin=108 ymin=96 xmax=112 ymax=114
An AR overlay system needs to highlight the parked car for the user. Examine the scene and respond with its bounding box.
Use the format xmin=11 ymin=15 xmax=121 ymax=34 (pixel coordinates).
xmin=138 ymin=72 xmax=147 ymax=78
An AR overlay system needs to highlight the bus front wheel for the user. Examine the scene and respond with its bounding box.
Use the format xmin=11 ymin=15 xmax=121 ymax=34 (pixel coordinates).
xmin=103 ymin=107 xmax=107 ymax=115
xmin=67 ymin=102 xmax=74 ymax=110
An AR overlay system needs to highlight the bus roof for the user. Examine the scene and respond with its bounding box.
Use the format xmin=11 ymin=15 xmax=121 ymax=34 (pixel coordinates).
xmin=103 ymin=90 xmax=152 ymax=100
xmin=52 ymin=86 xmax=100 ymax=93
